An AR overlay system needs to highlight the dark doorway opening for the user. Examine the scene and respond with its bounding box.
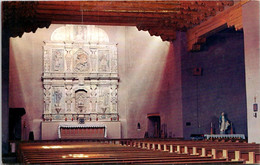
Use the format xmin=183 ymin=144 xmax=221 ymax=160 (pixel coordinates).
xmin=147 ymin=114 xmax=161 ymax=138
xmin=9 ymin=108 xmax=26 ymax=140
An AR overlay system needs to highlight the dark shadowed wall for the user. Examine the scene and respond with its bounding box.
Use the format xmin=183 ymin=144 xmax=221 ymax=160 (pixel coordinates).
xmin=181 ymin=29 xmax=247 ymax=139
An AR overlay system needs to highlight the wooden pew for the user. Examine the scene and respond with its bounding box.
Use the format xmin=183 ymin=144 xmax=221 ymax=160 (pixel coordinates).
xmin=18 ymin=140 xmax=245 ymax=164
xmin=123 ymin=139 xmax=260 ymax=164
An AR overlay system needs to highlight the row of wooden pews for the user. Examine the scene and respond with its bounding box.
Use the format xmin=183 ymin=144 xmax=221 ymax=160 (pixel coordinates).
xmin=119 ymin=139 xmax=260 ymax=164
xmin=17 ymin=139 xmax=257 ymax=164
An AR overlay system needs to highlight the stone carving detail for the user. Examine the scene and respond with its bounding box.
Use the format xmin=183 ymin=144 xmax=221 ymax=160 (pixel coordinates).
xmin=52 ymin=49 xmax=64 ymax=71
xmin=111 ymin=85 xmax=118 ymax=113
xmin=98 ymin=50 xmax=109 ymax=72
xmin=111 ymin=48 xmax=118 ymax=73
xmin=90 ymin=49 xmax=98 ymax=72
xmin=90 ymin=85 xmax=97 ymax=112
xmin=53 ymin=87 xmax=63 ymax=114
xmin=75 ymin=90 xmax=88 ymax=113
xmin=42 ymin=25 xmax=119 ymax=122
xmin=43 ymin=84 xmax=51 ymax=113
xmin=65 ymin=84 xmax=73 ymax=112
xmin=65 ymin=50 xmax=73 ymax=71
xmin=111 ymin=59 xmax=117 ymax=73
xmin=43 ymin=50 xmax=50 ymax=72
xmin=98 ymin=87 xmax=110 ymax=113
xmin=74 ymin=49 xmax=89 ymax=72
xmin=44 ymin=45 xmax=117 ymax=74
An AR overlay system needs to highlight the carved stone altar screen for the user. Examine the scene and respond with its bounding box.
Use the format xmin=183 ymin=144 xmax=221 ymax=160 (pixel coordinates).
xmin=42 ymin=25 xmax=119 ymax=122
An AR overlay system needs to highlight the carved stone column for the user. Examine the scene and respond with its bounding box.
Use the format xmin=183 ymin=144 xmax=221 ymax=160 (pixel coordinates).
xmin=90 ymin=85 xmax=98 ymax=112
xmin=43 ymin=84 xmax=51 ymax=114
xmin=43 ymin=50 xmax=50 ymax=72
xmin=65 ymin=84 xmax=73 ymax=112
xmin=111 ymin=85 xmax=118 ymax=113
xmin=65 ymin=49 xmax=73 ymax=72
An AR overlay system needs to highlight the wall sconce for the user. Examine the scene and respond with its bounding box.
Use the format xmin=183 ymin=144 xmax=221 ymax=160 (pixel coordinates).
xmin=253 ymin=96 xmax=258 ymax=118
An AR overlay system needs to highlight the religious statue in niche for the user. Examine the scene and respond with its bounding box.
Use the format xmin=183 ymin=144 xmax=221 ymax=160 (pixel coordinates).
xmin=53 ymin=88 xmax=63 ymax=113
xmin=65 ymin=85 xmax=73 ymax=112
xmin=43 ymin=84 xmax=51 ymax=113
xmin=75 ymin=90 xmax=88 ymax=113
xmin=98 ymin=50 xmax=109 ymax=72
xmin=65 ymin=50 xmax=73 ymax=71
xmin=52 ymin=49 xmax=64 ymax=71
xmin=219 ymin=112 xmax=230 ymax=134
xmin=74 ymin=50 xmax=89 ymax=72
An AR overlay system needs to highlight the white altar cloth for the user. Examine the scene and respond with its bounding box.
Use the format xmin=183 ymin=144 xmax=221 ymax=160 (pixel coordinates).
xmin=204 ymin=134 xmax=245 ymax=140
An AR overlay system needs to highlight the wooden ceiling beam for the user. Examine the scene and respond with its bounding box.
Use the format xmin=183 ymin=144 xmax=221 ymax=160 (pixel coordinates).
xmin=187 ymin=0 xmax=248 ymax=51
xmin=4 ymin=0 xmax=240 ymax=49
xmin=36 ymin=9 xmax=179 ymax=18
xmin=36 ymin=11 xmax=201 ymax=27
xmin=38 ymin=1 xmax=181 ymax=10
xmin=36 ymin=10 xmax=197 ymax=30
xmin=36 ymin=4 xmax=220 ymax=18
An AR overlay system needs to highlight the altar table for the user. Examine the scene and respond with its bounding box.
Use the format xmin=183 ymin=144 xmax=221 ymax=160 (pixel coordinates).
xmin=58 ymin=124 xmax=107 ymax=139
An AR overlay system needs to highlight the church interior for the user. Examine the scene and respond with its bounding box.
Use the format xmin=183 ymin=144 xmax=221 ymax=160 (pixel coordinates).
xmin=2 ymin=0 xmax=260 ymax=164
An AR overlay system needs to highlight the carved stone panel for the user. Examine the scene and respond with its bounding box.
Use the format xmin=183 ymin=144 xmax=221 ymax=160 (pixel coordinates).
xmin=52 ymin=49 xmax=64 ymax=72
xmin=74 ymin=49 xmax=90 ymax=72
xmin=98 ymin=50 xmax=110 ymax=72
xmin=52 ymin=87 xmax=65 ymax=114
xmin=98 ymin=86 xmax=110 ymax=113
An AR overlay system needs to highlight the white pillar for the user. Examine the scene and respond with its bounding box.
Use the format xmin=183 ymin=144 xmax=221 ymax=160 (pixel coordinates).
xmin=242 ymin=0 xmax=260 ymax=143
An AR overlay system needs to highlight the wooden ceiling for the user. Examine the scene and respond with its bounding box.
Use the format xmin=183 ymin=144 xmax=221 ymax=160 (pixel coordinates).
xmin=3 ymin=1 xmax=236 ymax=49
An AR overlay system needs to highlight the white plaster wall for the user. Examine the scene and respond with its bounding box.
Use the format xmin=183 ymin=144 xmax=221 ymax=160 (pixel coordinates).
xmin=10 ymin=25 xmax=62 ymax=140
xmin=242 ymin=1 xmax=260 ymax=143
xmin=124 ymin=28 xmax=183 ymax=138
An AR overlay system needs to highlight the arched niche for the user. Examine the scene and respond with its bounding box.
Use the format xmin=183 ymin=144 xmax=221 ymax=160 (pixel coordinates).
xmin=75 ymin=89 xmax=88 ymax=113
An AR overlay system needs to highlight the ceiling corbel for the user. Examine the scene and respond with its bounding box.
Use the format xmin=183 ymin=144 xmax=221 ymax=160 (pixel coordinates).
xmin=3 ymin=1 xmax=51 ymax=38
xmin=187 ymin=0 xmax=248 ymax=51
